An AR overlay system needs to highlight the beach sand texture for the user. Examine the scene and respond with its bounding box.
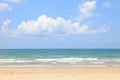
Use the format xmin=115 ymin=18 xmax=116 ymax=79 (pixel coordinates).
xmin=0 ymin=67 xmax=120 ymax=80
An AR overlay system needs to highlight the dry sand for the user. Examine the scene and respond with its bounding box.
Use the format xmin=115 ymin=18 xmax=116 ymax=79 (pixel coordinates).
xmin=0 ymin=67 xmax=120 ymax=80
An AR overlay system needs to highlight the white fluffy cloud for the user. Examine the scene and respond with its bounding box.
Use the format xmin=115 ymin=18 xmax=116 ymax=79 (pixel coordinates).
xmin=78 ymin=1 xmax=96 ymax=21
xmin=3 ymin=0 xmax=21 ymax=3
xmin=16 ymin=14 xmax=107 ymax=35
xmin=1 ymin=19 xmax=11 ymax=33
xmin=17 ymin=15 xmax=88 ymax=35
xmin=0 ymin=1 xmax=108 ymax=36
xmin=0 ymin=3 xmax=12 ymax=12
xmin=0 ymin=0 xmax=21 ymax=12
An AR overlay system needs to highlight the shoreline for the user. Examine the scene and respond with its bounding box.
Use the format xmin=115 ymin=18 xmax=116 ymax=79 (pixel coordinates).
xmin=0 ymin=65 xmax=117 ymax=67
xmin=0 ymin=64 xmax=120 ymax=67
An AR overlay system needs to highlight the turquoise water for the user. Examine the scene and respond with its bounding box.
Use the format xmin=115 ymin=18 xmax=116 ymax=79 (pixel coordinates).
xmin=0 ymin=49 xmax=120 ymax=66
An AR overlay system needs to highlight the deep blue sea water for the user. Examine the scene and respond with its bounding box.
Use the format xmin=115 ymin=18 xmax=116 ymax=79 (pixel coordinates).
xmin=0 ymin=49 xmax=120 ymax=67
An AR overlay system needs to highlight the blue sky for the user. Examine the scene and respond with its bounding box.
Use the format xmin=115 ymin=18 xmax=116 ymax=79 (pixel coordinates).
xmin=0 ymin=0 xmax=120 ymax=49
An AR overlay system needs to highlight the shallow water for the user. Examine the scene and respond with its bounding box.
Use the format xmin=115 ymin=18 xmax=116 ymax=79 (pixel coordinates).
xmin=0 ymin=49 xmax=120 ymax=66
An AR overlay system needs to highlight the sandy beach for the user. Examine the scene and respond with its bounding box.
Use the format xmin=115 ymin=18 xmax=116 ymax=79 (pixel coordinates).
xmin=0 ymin=67 xmax=119 ymax=80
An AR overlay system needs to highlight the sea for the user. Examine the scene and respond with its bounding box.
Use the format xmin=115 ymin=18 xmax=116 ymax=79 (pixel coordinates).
xmin=0 ymin=49 xmax=120 ymax=67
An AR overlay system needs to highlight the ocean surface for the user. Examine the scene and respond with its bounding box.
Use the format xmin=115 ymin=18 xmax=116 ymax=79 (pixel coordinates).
xmin=0 ymin=49 xmax=120 ymax=67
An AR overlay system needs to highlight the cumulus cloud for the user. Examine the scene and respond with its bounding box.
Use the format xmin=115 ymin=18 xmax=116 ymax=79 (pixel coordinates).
xmin=3 ymin=0 xmax=21 ymax=3
xmin=0 ymin=3 xmax=12 ymax=12
xmin=17 ymin=15 xmax=88 ymax=35
xmin=77 ymin=1 xmax=96 ymax=21
xmin=0 ymin=1 xmax=108 ymax=36
xmin=1 ymin=19 xmax=11 ymax=33
xmin=13 ymin=14 xmax=107 ymax=36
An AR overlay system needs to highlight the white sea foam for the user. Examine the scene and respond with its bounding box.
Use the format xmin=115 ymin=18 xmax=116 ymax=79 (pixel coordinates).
xmin=0 ymin=58 xmax=98 ymax=63
xmin=35 ymin=58 xmax=98 ymax=63
xmin=112 ymin=59 xmax=120 ymax=62
xmin=0 ymin=58 xmax=120 ymax=66
xmin=0 ymin=59 xmax=33 ymax=63
xmin=0 ymin=59 xmax=16 ymax=62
